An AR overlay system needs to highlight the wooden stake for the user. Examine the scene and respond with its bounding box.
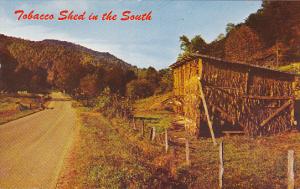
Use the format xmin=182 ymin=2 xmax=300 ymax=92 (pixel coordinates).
xmin=133 ymin=117 xmax=136 ymax=130
xmin=141 ymin=120 xmax=144 ymax=137
xmin=151 ymin=127 xmax=156 ymax=141
xmin=198 ymin=77 xmax=217 ymax=145
xmin=185 ymin=137 xmax=190 ymax=166
xmin=287 ymin=150 xmax=294 ymax=189
xmin=165 ymin=128 xmax=168 ymax=153
xmin=219 ymin=141 xmax=224 ymax=189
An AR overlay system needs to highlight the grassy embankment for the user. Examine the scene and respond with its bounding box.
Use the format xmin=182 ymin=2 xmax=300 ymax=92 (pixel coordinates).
xmin=0 ymin=93 xmax=42 ymax=124
xmin=56 ymin=99 xmax=189 ymax=188
xmin=57 ymin=93 xmax=300 ymax=188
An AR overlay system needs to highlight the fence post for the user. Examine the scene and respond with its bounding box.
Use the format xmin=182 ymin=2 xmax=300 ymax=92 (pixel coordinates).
xmin=185 ymin=137 xmax=191 ymax=166
xmin=132 ymin=117 xmax=136 ymax=130
xmin=219 ymin=141 xmax=224 ymax=189
xmin=151 ymin=127 xmax=156 ymax=141
xmin=287 ymin=150 xmax=294 ymax=189
xmin=165 ymin=128 xmax=168 ymax=153
xmin=141 ymin=120 xmax=144 ymax=137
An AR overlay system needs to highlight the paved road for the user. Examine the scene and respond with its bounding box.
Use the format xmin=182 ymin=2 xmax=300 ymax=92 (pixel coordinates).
xmin=0 ymin=97 xmax=76 ymax=189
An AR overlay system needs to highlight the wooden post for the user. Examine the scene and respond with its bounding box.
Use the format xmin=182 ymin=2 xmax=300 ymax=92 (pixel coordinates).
xmin=151 ymin=127 xmax=156 ymax=141
xmin=287 ymin=150 xmax=294 ymax=189
xmin=219 ymin=141 xmax=224 ymax=189
xmin=133 ymin=117 xmax=137 ymax=130
xmin=185 ymin=137 xmax=191 ymax=166
xmin=142 ymin=120 xmax=144 ymax=137
xmin=198 ymin=77 xmax=217 ymax=146
xmin=165 ymin=128 xmax=168 ymax=153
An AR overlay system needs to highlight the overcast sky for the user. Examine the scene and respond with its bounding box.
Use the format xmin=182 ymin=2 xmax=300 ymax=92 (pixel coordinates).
xmin=0 ymin=0 xmax=262 ymax=69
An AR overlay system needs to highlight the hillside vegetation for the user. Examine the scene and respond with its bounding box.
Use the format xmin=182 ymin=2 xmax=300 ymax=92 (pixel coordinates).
xmin=0 ymin=35 xmax=172 ymax=98
xmin=179 ymin=1 xmax=300 ymax=69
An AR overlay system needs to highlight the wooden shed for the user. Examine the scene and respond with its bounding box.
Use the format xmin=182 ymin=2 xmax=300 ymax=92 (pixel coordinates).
xmin=170 ymin=54 xmax=300 ymax=137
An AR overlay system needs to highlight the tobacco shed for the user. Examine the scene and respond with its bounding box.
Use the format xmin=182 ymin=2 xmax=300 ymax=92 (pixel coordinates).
xmin=170 ymin=54 xmax=300 ymax=137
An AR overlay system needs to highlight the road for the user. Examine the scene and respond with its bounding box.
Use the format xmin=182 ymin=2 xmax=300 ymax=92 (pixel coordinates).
xmin=0 ymin=94 xmax=76 ymax=189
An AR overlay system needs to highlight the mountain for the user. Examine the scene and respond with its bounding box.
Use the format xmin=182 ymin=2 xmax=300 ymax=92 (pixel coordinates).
xmin=40 ymin=39 xmax=132 ymax=70
xmin=0 ymin=34 xmax=136 ymax=94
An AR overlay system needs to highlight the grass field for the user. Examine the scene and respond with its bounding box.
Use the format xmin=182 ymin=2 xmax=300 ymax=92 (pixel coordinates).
xmin=56 ymin=105 xmax=189 ymax=188
xmin=133 ymin=93 xmax=300 ymax=188
xmin=0 ymin=94 xmax=42 ymax=124
xmin=57 ymin=94 xmax=300 ymax=188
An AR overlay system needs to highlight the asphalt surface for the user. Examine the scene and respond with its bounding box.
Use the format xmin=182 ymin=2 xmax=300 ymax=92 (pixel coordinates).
xmin=0 ymin=95 xmax=76 ymax=189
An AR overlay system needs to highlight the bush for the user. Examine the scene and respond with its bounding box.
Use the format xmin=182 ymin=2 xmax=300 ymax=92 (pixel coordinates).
xmin=96 ymin=88 xmax=134 ymax=119
xmin=126 ymin=79 xmax=155 ymax=99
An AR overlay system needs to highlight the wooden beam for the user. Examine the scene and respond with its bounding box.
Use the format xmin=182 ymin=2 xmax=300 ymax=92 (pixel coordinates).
xmin=213 ymin=105 xmax=236 ymax=125
xmin=242 ymin=95 xmax=292 ymax=100
xmin=198 ymin=77 xmax=217 ymax=146
xmin=260 ymin=100 xmax=292 ymax=127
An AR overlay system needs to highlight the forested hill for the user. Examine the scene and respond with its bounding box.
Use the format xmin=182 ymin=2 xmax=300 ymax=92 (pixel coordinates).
xmin=41 ymin=39 xmax=132 ymax=69
xmin=0 ymin=34 xmax=136 ymax=94
xmin=179 ymin=1 xmax=300 ymax=68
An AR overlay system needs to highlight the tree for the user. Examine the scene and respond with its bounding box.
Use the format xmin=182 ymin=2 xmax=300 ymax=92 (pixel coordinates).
xmin=126 ymin=79 xmax=155 ymax=99
xmin=215 ymin=34 xmax=225 ymax=42
xmin=178 ymin=35 xmax=207 ymax=59
xmin=226 ymin=23 xmax=235 ymax=34
xmin=225 ymin=25 xmax=263 ymax=63
xmin=29 ymin=68 xmax=48 ymax=92
xmin=145 ymin=67 xmax=159 ymax=87
xmin=157 ymin=68 xmax=173 ymax=94
xmin=52 ymin=59 xmax=83 ymax=93
xmin=79 ymin=74 xmax=100 ymax=98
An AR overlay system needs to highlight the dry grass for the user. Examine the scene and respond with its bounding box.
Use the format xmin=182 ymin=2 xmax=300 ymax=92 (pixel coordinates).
xmin=0 ymin=94 xmax=41 ymax=124
xmin=133 ymin=93 xmax=300 ymax=189
xmin=56 ymin=105 xmax=188 ymax=188
xmin=57 ymin=94 xmax=300 ymax=188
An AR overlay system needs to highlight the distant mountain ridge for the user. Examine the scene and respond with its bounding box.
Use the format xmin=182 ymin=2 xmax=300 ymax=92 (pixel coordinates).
xmin=40 ymin=39 xmax=132 ymax=69
xmin=0 ymin=34 xmax=136 ymax=93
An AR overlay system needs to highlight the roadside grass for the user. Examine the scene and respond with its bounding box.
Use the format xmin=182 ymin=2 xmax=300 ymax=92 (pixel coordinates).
xmin=57 ymin=104 xmax=189 ymax=188
xmin=0 ymin=94 xmax=41 ymax=124
xmin=57 ymin=94 xmax=300 ymax=188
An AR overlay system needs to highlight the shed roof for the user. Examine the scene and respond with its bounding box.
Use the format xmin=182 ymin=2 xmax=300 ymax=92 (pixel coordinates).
xmin=170 ymin=53 xmax=300 ymax=76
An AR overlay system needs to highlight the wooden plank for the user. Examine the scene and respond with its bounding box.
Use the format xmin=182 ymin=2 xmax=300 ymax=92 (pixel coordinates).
xmin=198 ymin=77 xmax=217 ymax=146
xmin=260 ymin=100 xmax=292 ymax=127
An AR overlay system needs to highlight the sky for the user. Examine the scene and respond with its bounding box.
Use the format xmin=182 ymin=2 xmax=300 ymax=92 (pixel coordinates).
xmin=0 ymin=0 xmax=262 ymax=69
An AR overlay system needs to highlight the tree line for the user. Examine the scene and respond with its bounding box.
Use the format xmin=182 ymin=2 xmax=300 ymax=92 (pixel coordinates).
xmin=0 ymin=35 xmax=172 ymax=99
